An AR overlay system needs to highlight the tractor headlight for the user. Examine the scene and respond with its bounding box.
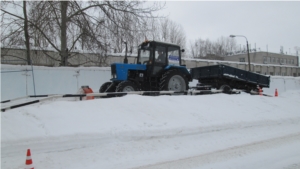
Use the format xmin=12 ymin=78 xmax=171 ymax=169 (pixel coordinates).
xmin=111 ymin=73 xmax=116 ymax=79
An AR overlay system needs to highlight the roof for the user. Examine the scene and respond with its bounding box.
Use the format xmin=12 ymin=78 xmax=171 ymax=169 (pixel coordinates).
xmin=141 ymin=40 xmax=180 ymax=48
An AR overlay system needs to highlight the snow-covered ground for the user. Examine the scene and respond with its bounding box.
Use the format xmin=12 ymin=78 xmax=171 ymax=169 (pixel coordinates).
xmin=1 ymin=64 xmax=300 ymax=169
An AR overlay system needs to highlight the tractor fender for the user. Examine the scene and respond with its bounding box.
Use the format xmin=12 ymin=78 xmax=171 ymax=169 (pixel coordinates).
xmin=164 ymin=65 xmax=192 ymax=81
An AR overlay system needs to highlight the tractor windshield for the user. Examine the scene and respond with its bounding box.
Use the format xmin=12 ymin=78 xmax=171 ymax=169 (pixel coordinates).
xmin=138 ymin=48 xmax=152 ymax=64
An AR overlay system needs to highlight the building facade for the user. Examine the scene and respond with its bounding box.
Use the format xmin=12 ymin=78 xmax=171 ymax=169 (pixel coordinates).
xmin=224 ymin=52 xmax=299 ymax=67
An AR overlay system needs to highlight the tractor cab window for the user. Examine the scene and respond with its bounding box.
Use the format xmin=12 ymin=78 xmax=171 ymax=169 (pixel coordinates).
xmin=168 ymin=47 xmax=180 ymax=66
xmin=155 ymin=46 xmax=166 ymax=64
xmin=138 ymin=48 xmax=152 ymax=64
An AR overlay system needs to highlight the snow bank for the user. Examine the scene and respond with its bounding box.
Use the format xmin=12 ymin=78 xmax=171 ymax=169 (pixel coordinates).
xmin=1 ymin=64 xmax=300 ymax=169
xmin=1 ymin=91 xmax=300 ymax=169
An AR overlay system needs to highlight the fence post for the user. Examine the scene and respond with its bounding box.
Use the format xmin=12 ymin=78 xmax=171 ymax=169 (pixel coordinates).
xmin=30 ymin=60 xmax=36 ymax=96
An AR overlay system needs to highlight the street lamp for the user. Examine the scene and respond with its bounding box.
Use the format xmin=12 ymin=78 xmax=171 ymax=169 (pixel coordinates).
xmin=230 ymin=35 xmax=251 ymax=72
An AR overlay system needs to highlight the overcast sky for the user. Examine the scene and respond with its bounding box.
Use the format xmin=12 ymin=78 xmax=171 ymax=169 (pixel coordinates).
xmin=157 ymin=1 xmax=300 ymax=55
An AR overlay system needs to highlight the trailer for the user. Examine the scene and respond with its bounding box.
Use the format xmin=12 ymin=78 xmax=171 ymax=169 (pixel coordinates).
xmin=190 ymin=64 xmax=270 ymax=93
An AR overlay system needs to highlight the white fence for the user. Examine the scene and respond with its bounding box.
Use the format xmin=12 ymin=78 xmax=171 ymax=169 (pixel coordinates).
xmin=1 ymin=64 xmax=299 ymax=101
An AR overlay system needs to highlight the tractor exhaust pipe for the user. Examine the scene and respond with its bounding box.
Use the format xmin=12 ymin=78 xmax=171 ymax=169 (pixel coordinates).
xmin=123 ymin=40 xmax=128 ymax=64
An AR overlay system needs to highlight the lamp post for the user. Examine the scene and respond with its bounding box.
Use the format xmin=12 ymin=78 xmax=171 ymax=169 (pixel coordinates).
xmin=230 ymin=35 xmax=251 ymax=72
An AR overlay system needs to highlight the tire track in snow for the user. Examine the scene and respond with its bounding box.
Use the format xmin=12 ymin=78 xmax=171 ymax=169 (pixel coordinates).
xmin=283 ymin=163 xmax=300 ymax=169
xmin=2 ymin=117 xmax=300 ymax=157
xmin=132 ymin=132 xmax=300 ymax=169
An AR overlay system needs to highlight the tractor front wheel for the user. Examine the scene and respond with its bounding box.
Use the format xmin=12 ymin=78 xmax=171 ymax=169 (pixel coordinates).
xmin=99 ymin=82 xmax=116 ymax=93
xmin=116 ymin=81 xmax=139 ymax=92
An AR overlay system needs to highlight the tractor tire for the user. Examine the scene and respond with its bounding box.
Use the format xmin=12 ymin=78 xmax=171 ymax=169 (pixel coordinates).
xmin=99 ymin=82 xmax=115 ymax=93
xmin=159 ymin=69 xmax=188 ymax=92
xmin=116 ymin=81 xmax=139 ymax=92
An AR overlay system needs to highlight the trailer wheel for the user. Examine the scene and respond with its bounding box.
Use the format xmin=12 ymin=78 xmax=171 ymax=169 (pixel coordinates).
xmin=160 ymin=70 xmax=188 ymax=92
xmin=220 ymin=85 xmax=232 ymax=93
xmin=116 ymin=81 xmax=139 ymax=92
xmin=99 ymin=82 xmax=116 ymax=93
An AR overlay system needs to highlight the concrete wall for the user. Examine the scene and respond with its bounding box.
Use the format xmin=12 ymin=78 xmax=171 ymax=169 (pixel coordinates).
xmin=2 ymin=47 xmax=300 ymax=77
xmin=1 ymin=47 xmax=137 ymax=67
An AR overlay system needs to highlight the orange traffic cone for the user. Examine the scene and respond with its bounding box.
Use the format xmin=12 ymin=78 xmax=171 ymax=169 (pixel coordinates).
xmin=82 ymin=86 xmax=94 ymax=100
xmin=25 ymin=149 xmax=34 ymax=169
xmin=275 ymin=89 xmax=278 ymax=97
xmin=259 ymin=87 xmax=262 ymax=96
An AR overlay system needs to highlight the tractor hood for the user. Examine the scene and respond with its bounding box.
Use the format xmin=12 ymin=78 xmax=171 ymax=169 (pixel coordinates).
xmin=111 ymin=63 xmax=147 ymax=81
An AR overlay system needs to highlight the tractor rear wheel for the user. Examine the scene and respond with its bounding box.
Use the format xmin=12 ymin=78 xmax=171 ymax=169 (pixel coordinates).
xmin=116 ymin=81 xmax=139 ymax=92
xmin=159 ymin=70 xmax=188 ymax=92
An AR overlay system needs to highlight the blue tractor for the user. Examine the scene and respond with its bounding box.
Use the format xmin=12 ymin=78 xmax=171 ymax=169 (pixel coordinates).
xmin=99 ymin=40 xmax=192 ymax=93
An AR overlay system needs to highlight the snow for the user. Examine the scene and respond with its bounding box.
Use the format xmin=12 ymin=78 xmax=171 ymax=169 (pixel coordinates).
xmin=1 ymin=64 xmax=300 ymax=169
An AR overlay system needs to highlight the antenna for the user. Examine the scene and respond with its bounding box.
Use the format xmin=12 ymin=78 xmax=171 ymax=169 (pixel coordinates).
xmin=280 ymin=46 xmax=284 ymax=54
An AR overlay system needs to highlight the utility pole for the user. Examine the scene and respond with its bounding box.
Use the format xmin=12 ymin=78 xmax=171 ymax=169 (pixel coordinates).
xmin=230 ymin=35 xmax=251 ymax=72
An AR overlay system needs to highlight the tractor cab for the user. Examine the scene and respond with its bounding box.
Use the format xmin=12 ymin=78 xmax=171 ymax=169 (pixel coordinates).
xmin=99 ymin=40 xmax=191 ymax=93
xmin=137 ymin=40 xmax=183 ymax=77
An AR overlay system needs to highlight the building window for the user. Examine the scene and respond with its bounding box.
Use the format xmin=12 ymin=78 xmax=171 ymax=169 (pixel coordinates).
xmin=292 ymin=60 xmax=294 ymax=64
xmin=277 ymin=58 xmax=280 ymax=63
xmin=263 ymin=57 xmax=267 ymax=63
xmin=239 ymin=58 xmax=245 ymax=62
xmin=270 ymin=72 xmax=274 ymax=75
xmin=273 ymin=58 xmax=275 ymax=63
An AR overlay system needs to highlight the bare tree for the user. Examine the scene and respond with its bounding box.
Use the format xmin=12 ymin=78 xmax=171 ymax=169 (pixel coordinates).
xmin=23 ymin=1 xmax=30 ymax=64
xmin=189 ymin=37 xmax=238 ymax=58
xmin=1 ymin=1 xmax=165 ymax=66
xmin=1 ymin=1 xmax=32 ymax=64
xmin=145 ymin=17 xmax=186 ymax=54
